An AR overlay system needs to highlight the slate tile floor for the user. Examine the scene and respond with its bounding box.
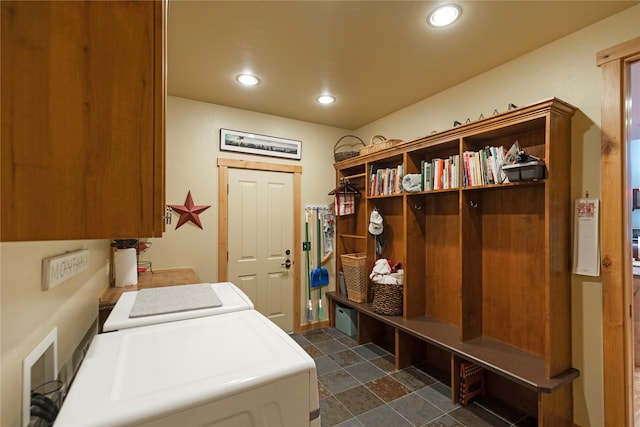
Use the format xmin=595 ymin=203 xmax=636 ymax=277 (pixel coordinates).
xmin=291 ymin=328 xmax=537 ymax=427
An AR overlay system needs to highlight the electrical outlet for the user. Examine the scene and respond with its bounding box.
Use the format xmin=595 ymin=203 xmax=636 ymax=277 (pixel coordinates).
xmin=23 ymin=328 xmax=58 ymax=427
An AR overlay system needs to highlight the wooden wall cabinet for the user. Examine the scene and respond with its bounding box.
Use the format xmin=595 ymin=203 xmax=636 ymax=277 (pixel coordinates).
xmin=329 ymin=98 xmax=578 ymax=425
xmin=1 ymin=0 xmax=166 ymax=241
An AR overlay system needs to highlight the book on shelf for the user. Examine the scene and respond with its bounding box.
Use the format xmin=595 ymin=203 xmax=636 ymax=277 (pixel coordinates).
xmin=422 ymin=155 xmax=459 ymax=191
xmin=369 ymin=164 xmax=404 ymax=196
xmin=462 ymin=146 xmax=507 ymax=187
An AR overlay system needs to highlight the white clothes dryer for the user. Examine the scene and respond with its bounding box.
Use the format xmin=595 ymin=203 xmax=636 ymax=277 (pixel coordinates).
xmin=55 ymin=309 xmax=320 ymax=426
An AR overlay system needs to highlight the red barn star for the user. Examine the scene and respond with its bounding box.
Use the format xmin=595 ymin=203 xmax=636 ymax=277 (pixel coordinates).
xmin=169 ymin=191 xmax=211 ymax=229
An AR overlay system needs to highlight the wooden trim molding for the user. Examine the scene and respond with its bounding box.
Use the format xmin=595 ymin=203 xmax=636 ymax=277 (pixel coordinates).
xmin=217 ymin=164 xmax=229 ymax=282
xmin=597 ymin=36 xmax=640 ymax=66
xmin=217 ymin=157 xmax=303 ymax=333
xmin=598 ymin=37 xmax=640 ymax=427
xmin=217 ymin=157 xmax=302 ymax=174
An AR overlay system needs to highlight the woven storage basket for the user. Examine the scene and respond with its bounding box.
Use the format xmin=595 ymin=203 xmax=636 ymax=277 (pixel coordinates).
xmin=341 ymin=253 xmax=367 ymax=303
xmin=359 ymin=135 xmax=403 ymax=156
xmin=334 ymin=135 xmax=365 ymax=163
xmin=371 ymin=282 xmax=403 ymax=316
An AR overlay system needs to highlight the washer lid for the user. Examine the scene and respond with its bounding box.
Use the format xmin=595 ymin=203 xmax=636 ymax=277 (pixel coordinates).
xmin=56 ymin=310 xmax=316 ymax=426
xmin=103 ymin=282 xmax=254 ymax=332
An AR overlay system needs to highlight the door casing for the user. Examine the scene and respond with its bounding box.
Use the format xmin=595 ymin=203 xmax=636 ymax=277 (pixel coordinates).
xmin=598 ymin=36 xmax=640 ymax=427
xmin=217 ymin=158 xmax=303 ymax=332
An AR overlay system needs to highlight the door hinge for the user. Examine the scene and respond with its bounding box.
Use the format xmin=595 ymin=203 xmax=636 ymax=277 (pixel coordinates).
xmin=631 ymin=304 xmax=633 ymax=318
xmin=227 ymin=183 xmax=229 ymax=194
xmin=227 ymin=251 xmax=229 ymax=261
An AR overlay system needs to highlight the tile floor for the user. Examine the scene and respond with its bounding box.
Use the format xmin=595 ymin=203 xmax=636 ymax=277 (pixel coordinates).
xmin=291 ymin=327 xmax=537 ymax=427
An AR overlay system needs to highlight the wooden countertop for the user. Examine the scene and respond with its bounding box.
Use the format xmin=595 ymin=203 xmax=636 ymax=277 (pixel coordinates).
xmin=99 ymin=268 xmax=201 ymax=308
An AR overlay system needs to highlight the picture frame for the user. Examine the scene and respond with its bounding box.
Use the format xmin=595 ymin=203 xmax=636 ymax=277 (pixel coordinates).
xmin=220 ymin=128 xmax=301 ymax=160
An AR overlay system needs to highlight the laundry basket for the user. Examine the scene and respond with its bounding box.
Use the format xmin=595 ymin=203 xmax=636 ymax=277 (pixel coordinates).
xmin=341 ymin=253 xmax=367 ymax=303
xmin=371 ymin=282 xmax=403 ymax=316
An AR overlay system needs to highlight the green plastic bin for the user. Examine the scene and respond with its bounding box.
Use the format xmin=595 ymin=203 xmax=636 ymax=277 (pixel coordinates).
xmin=335 ymin=304 xmax=357 ymax=337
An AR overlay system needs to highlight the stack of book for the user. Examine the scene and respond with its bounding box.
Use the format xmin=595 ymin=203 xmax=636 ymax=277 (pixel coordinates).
xmin=370 ymin=165 xmax=404 ymax=196
xmin=421 ymin=155 xmax=460 ymax=191
xmin=462 ymin=146 xmax=507 ymax=187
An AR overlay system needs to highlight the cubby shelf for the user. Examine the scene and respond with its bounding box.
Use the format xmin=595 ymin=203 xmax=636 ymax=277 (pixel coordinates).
xmin=327 ymin=291 xmax=579 ymax=393
xmin=331 ymin=98 xmax=577 ymax=426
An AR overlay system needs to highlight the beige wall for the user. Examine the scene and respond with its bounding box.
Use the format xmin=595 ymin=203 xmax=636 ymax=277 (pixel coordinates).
xmin=353 ymin=6 xmax=639 ymax=426
xmin=148 ymin=5 xmax=639 ymax=426
xmin=1 ymin=239 xmax=110 ymax=426
xmin=1 ymin=5 xmax=638 ymax=427
xmin=141 ymin=97 xmax=349 ymax=326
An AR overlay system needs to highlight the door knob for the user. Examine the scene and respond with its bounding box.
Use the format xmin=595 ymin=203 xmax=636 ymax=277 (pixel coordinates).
xmin=281 ymin=259 xmax=292 ymax=269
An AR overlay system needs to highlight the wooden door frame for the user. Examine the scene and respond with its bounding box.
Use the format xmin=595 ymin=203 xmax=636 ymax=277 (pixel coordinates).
xmin=217 ymin=158 xmax=303 ymax=333
xmin=598 ymin=36 xmax=640 ymax=427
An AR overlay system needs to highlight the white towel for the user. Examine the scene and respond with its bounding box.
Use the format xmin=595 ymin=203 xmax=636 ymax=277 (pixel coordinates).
xmin=402 ymin=174 xmax=422 ymax=192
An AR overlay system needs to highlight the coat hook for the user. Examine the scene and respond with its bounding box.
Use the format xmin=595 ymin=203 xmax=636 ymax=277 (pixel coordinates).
xmin=165 ymin=206 xmax=172 ymax=224
xmin=585 ymin=190 xmax=590 ymax=198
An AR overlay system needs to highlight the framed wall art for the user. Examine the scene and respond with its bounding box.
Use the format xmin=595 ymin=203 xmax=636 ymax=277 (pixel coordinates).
xmin=220 ymin=128 xmax=301 ymax=160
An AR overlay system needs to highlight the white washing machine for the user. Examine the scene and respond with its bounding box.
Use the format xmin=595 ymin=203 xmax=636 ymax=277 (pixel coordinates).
xmin=55 ymin=309 xmax=320 ymax=426
xmin=102 ymin=282 xmax=254 ymax=332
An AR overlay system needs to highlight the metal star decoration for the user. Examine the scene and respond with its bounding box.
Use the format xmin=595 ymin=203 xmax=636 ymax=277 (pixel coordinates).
xmin=168 ymin=191 xmax=211 ymax=229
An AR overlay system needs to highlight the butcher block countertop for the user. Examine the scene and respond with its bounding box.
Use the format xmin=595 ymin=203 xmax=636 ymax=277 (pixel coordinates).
xmin=100 ymin=268 xmax=201 ymax=308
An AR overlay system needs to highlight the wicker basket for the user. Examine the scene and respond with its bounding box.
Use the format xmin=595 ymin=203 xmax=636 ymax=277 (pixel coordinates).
xmin=371 ymin=282 xmax=403 ymax=316
xmin=341 ymin=253 xmax=367 ymax=303
xmin=334 ymin=135 xmax=365 ymax=163
xmin=359 ymin=135 xmax=403 ymax=156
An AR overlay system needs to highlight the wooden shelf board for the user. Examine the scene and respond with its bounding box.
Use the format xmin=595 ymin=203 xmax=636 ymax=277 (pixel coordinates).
xmin=327 ymin=291 xmax=579 ymax=393
xmin=339 ymin=234 xmax=367 ymax=240
xmin=368 ymin=193 xmax=404 ymax=199
xmin=405 ymin=188 xmax=460 ymax=196
xmin=461 ymin=180 xmax=545 ymax=191
xmin=342 ymin=172 xmax=366 ymax=180
xmin=394 ymin=181 xmax=545 ymax=197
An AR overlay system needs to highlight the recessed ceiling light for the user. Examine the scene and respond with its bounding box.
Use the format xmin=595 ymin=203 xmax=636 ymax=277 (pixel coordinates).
xmin=236 ymin=74 xmax=260 ymax=86
xmin=316 ymin=95 xmax=336 ymax=104
xmin=428 ymin=4 xmax=461 ymax=28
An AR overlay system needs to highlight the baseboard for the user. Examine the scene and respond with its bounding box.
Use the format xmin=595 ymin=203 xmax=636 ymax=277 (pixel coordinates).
xmin=296 ymin=319 xmax=331 ymax=333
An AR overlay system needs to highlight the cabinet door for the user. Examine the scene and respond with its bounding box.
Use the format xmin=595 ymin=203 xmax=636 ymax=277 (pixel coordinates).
xmin=1 ymin=0 xmax=165 ymax=241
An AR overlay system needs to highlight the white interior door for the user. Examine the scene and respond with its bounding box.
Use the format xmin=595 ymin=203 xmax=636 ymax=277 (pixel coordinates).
xmin=227 ymin=168 xmax=294 ymax=332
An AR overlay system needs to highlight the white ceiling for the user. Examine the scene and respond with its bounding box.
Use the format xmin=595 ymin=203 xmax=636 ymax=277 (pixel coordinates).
xmin=167 ymin=1 xmax=639 ymax=131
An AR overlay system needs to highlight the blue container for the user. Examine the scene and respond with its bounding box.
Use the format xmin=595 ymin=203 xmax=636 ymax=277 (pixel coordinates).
xmin=335 ymin=304 xmax=357 ymax=337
